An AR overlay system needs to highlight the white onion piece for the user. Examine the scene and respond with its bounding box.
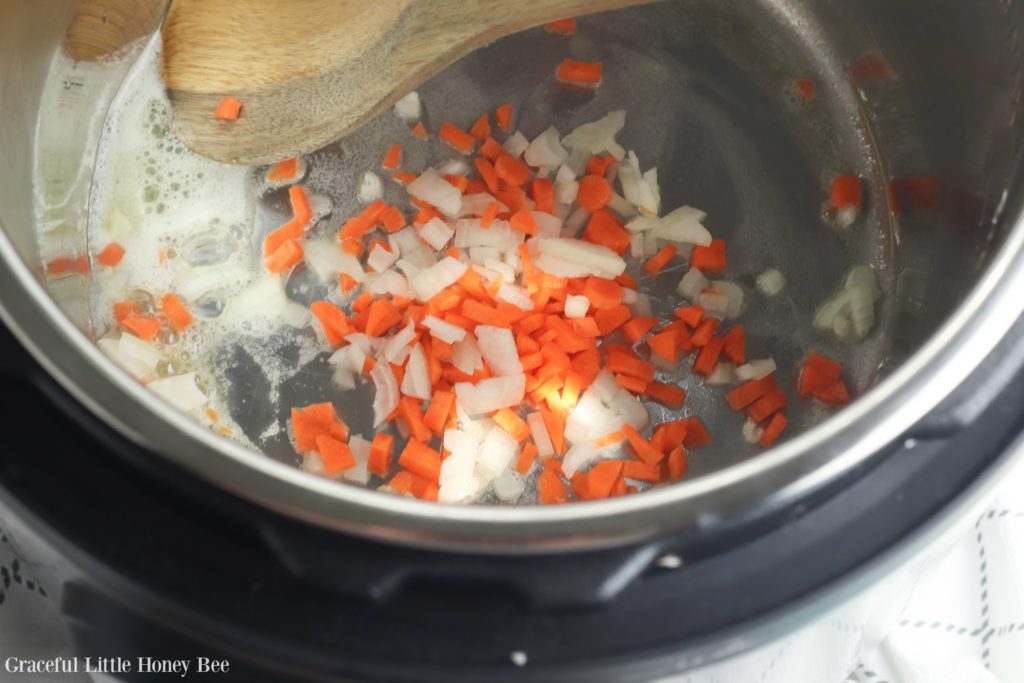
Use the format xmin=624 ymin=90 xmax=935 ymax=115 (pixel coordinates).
xmin=452 ymin=334 xmax=484 ymax=375
xmin=629 ymin=232 xmax=645 ymax=260
xmin=408 ymin=169 xmax=462 ymax=216
xmin=109 ymin=333 xmax=161 ymax=379
xmin=438 ymin=157 xmax=471 ymax=177
xmin=482 ymin=258 xmax=515 ymax=284
xmin=476 ymin=427 xmax=520 ymax=481
xmin=705 ymin=362 xmax=738 ymax=386
xmin=562 ymin=111 xmax=627 ymax=158
xmin=496 ymin=283 xmax=534 ymax=311
xmin=493 ymin=470 xmax=525 ymax=502
xmin=304 ymin=239 xmax=364 ymax=283
xmin=845 ymin=265 xmax=882 ymax=301
xmin=439 ymin=477 xmax=483 ymax=504
xmin=454 ymin=375 xmax=526 ymax=415
xmin=394 ymin=91 xmax=421 ymax=120
xmin=554 ymin=164 xmax=579 ymax=204
xmin=454 ymin=219 xmax=524 ymax=251
xmin=221 ymin=275 xmax=309 ymax=329
xmin=713 ymin=280 xmax=744 ymax=319
xmin=847 ymin=283 xmax=876 ymax=338
xmin=633 ymin=293 xmax=653 ymax=317
xmin=475 ymin=325 xmax=523 ymax=376
xmin=813 ymin=288 xmax=852 ymax=330
xmin=561 ymin=442 xmax=599 ymax=479
xmin=457 ymin=193 xmax=507 ymax=218
xmin=148 ymin=372 xmax=207 ymax=413
xmin=503 ymin=131 xmax=530 ymax=159
xmin=592 ymin=371 xmax=620 ymax=404
xmin=329 ymin=343 xmax=367 ymax=375
xmin=392 ymin=226 xmax=436 ymax=267
xmin=610 ymin=386 xmax=649 ymax=430
xmin=423 ymin=315 xmax=467 ymax=344
xmin=527 ymin=412 xmax=554 ymax=458
xmin=524 ymin=127 xmax=569 ymax=168
xmin=535 ymin=238 xmax=626 ymax=278
xmin=358 ymin=171 xmax=383 ymax=203
xmin=367 ymin=244 xmax=398 ymax=273
xmin=626 ymin=215 xmax=661 ymax=233
xmin=366 ymin=269 xmax=412 ymax=299
xmin=370 ymin=361 xmax=399 ymax=426
xmin=621 ymin=287 xmax=638 ymax=305
xmin=653 ymin=206 xmax=712 ymax=246
xmin=410 ymin=256 xmax=468 ymax=301
xmin=756 ymin=268 xmax=786 ymax=297
xmin=395 ymin=259 xmax=422 ymax=280
xmin=419 ymin=217 xmax=455 ymax=250
xmin=401 ymin=344 xmax=432 ymax=399
xmin=677 ymin=267 xmax=709 ymax=300
xmin=742 ymin=419 xmax=764 ymax=444
xmin=563 ymin=207 xmax=591 ymax=237
xmin=564 ymin=294 xmax=590 ymax=319
xmin=641 ymin=167 xmax=661 ymax=216
xmin=532 ymin=211 xmax=563 ymax=238
xmin=468 ymin=246 xmax=501 ymax=265
xmin=835 ymin=205 xmax=859 ymax=229
xmin=736 ymin=358 xmax=777 ymax=381
xmin=699 ymin=290 xmax=729 ymax=319
xmin=343 ymin=436 xmax=372 ymax=485
xmin=833 ymin=314 xmax=854 ymax=339
xmin=643 ymin=231 xmax=660 ymax=257
xmin=617 ymin=152 xmax=660 ymax=216
xmin=607 ymin=192 xmax=639 ymax=220
xmin=381 ymin=321 xmax=416 ymax=362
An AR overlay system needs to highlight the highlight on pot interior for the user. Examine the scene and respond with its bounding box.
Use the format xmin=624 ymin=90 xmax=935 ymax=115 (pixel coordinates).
xmin=2 ymin=0 xmax=1024 ymax=681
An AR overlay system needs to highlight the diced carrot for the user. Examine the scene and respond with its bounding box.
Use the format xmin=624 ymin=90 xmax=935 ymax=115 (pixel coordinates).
xmin=121 ymin=315 xmax=161 ymax=340
xmin=795 ymin=79 xmax=816 ymax=101
xmin=674 ymin=305 xmax=704 ymax=328
xmin=263 ymin=220 xmax=303 ymax=257
xmin=97 ymin=243 xmax=125 ymax=268
xmin=365 ymin=298 xmax=403 ymax=337
xmin=495 ymin=186 xmax=528 ymax=212
xmin=310 ymin=301 xmax=349 ymax=347
xmin=400 ymin=397 xmax=432 ymax=444
xmin=398 ymin=439 xmax=442 ymax=483
xmin=161 ymin=293 xmax=193 ymax=332
xmin=316 ymin=435 xmax=356 ymax=474
xmin=623 ymin=460 xmax=660 ymax=483
xmin=392 ymin=171 xmax=418 ymax=184
xmin=606 ymin=348 xmax=655 ymax=382
xmin=594 ymin=305 xmax=632 ymax=335
xmin=615 ymin=373 xmax=647 ymax=394
xmin=798 ymin=352 xmax=843 ymax=397
xmin=594 ymin=429 xmax=627 ymax=448
xmin=265 ymin=238 xmax=304 ymax=274
xmin=472 ymin=157 xmax=500 ymax=195
xmin=113 ymin=300 xmax=139 ymax=323
xmin=475 ymin=201 xmax=499 ymax=229
xmin=494 ymin=155 xmax=531 ymax=186
xmin=815 ymin=381 xmax=851 ymax=405
xmin=493 ymin=408 xmax=531 ymax=442
xmin=693 ymin=336 xmax=725 ymax=376
xmin=538 ymin=470 xmax=568 ymax=504
xmin=691 ymin=317 xmax=720 ymax=347
xmin=646 ymin=329 xmax=679 ymax=363
xmin=643 ymin=244 xmax=677 ymax=276
xmin=516 ymin=443 xmax=539 ymax=475
xmin=462 ymin=299 xmax=509 ymax=327
xmin=582 ymin=209 xmax=630 ymax=255
xmin=531 ymin=178 xmax=554 ymax=214
xmin=759 ymin=412 xmax=788 ymax=447
xmin=545 ymin=18 xmax=576 ymax=35
xmin=340 ymin=238 xmax=364 ymax=256
xmin=439 ymin=122 xmax=476 ymax=154
xmin=540 ymin=406 xmax=565 ymax=455
xmin=683 ymin=417 xmax=711 ymax=448
xmin=667 ymin=446 xmax=688 ymax=480
xmin=470 ymin=113 xmax=491 ymax=139
xmin=380 ymin=205 xmax=407 ymax=233
xmin=576 ymin=175 xmax=612 ymax=211
xmin=831 ymin=176 xmax=862 ymax=209
xmin=690 ymin=239 xmax=726 ymax=273
xmin=587 ymin=461 xmax=623 ymax=498
xmin=726 ymin=374 xmax=780 ymax=410
xmin=368 ymin=433 xmax=395 ymax=477
xmin=46 ymin=255 xmax=90 ymax=276
xmin=480 ymin=136 xmax=504 ymax=160
xmin=509 ymin=208 xmax=538 ymax=235
xmin=582 ymin=277 xmax=623 ymax=310
xmin=647 ymin=382 xmax=686 ymax=409
xmin=571 ymin=347 xmax=602 ymax=386
xmin=622 ymin=424 xmax=664 ymax=465
xmin=340 ymin=273 xmax=359 ymax=293
xmin=556 ymin=59 xmax=603 ymax=86
xmin=289 ymin=186 xmax=313 ymax=225
xmin=444 ymin=174 xmax=470 ymax=194
xmin=747 ymin=388 xmax=788 ymax=423
xmin=495 ymin=104 xmax=513 ymax=133
xmin=721 ymin=325 xmax=745 ymax=364
xmin=214 ymin=97 xmax=242 ymax=121
xmin=621 ymin=317 xmax=659 ymax=343
xmin=352 ymin=292 xmax=373 ymax=313
xmin=266 ymin=158 xmax=300 ymax=182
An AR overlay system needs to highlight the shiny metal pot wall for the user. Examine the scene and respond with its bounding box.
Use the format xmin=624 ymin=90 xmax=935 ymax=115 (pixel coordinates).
xmin=1 ymin=0 xmax=1023 ymax=548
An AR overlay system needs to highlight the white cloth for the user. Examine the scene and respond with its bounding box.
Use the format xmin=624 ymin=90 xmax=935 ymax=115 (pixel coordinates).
xmin=1 ymin=460 xmax=1023 ymax=682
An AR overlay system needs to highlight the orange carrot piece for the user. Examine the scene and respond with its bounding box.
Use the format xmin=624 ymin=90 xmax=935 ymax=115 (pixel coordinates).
xmin=693 ymin=336 xmax=725 ymax=376
xmin=646 ymin=329 xmax=679 ymax=363
xmin=683 ymin=417 xmax=711 ymax=448
xmin=594 ymin=429 xmax=627 ymax=448
xmin=289 ymin=186 xmax=313 ymax=224
xmin=674 ymin=305 xmax=704 ymax=328
xmin=582 ymin=209 xmax=630 ymax=255
xmin=509 ymin=208 xmax=538 ymax=235
xmin=622 ymin=424 xmax=664 ymax=465
xmin=368 ymin=433 xmax=395 ymax=477
xmin=587 ymin=154 xmax=615 ymax=177
xmin=265 ymin=238 xmax=304 ymax=274
xmin=538 ymin=469 xmax=568 ymax=504
xmin=582 ymin=277 xmax=624 ymax=310
xmin=643 ymin=244 xmax=678 ymax=276
xmin=365 ymin=299 xmax=403 ymax=337
xmin=380 ymin=205 xmax=407 ymax=233
xmin=621 ymin=316 xmax=658 ymax=343
xmin=316 ymin=435 xmax=356 ymax=474
xmin=587 ymin=461 xmax=624 ymax=498
xmin=310 ymin=301 xmax=350 ymax=347
xmin=480 ymin=136 xmax=504 ymax=160
xmin=439 ymin=122 xmax=476 ymax=154
xmin=606 ymin=349 xmax=655 ymax=383
xmin=47 ymin=255 xmax=91 ymax=276
xmin=381 ymin=143 xmax=403 ymax=169
xmin=759 ymin=412 xmax=788 ymax=447
xmin=494 ymin=155 xmax=531 ymax=186
xmin=691 ymin=317 xmax=720 ymax=347
xmin=161 ymin=293 xmax=193 ymax=332
xmin=340 ymin=273 xmax=359 ymax=293
xmin=615 ymin=373 xmax=648 ymax=395
xmin=647 ymin=382 xmax=686 ymax=409
xmin=481 ymin=201 xmax=501 ymax=228
xmin=529 ymin=178 xmax=554 ymax=214
xmin=400 ymin=397 xmax=433 ymax=444
xmin=121 ymin=315 xmax=161 ymax=340
xmin=622 ymin=460 xmax=660 ymax=483
xmin=593 ymin=305 xmax=632 ymax=336
xmin=690 ymin=239 xmax=727 ymax=273
xmin=113 ymin=301 xmax=140 ymax=323
xmin=493 ymin=408 xmax=531 ymax=442
xmin=410 ymin=121 xmax=428 ymax=138
xmin=798 ymin=352 xmax=843 ymax=397
xmin=214 ymin=97 xmax=242 ymax=121
xmin=267 ymin=158 xmax=300 ymax=182
xmin=516 ymin=443 xmax=539 ymax=475
xmin=815 ymin=381 xmax=851 ymax=405
xmin=831 ymin=176 xmax=862 ymax=209
xmin=97 ymin=243 xmax=125 ymax=268
xmin=462 ymin=299 xmax=509 ymax=328
xmin=398 ymin=438 xmax=442 ymax=483
xmin=795 ymin=79 xmax=816 ymax=101
xmin=725 ymin=374 xmax=780 ymax=411
xmin=748 ymin=389 xmax=788 ymax=423
xmin=540 ymin=406 xmax=566 ymax=455
xmin=576 ymin=174 xmax=613 ymax=211
xmin=545 ymin=18 xmax=576 ymax=35
xmin=473 ymin=157 xmax=501 ymax=194
xmin=556 ymin=59 xmax=603 ymax=86
xmin=470 ymin=113 xmax=491 ymax=139
xmin=392 ymin=171 xmax=418 ymax=185
xmin=495 ymin=104 xmax=513 ymax=133
xmin=667 ymin=446 xmax=688 ymax=480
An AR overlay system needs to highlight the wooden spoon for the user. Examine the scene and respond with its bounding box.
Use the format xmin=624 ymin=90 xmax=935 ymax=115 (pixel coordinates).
xmin=161 ymin=0 xmax=657 ymax=165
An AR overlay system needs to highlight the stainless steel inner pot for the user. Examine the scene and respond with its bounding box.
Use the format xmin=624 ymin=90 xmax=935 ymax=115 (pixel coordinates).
xmin=1 ymin=0 xmax=1023 ymax=548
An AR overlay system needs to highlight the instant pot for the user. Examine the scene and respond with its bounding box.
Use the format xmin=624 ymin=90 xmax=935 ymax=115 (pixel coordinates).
xmin=3 ymin=0 xmax=1024 ymax=680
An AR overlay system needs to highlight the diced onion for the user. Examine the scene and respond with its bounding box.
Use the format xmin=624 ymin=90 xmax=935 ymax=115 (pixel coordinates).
xmin=367 ymin=244 xmax=399 ymax=273
xmin=304 ymin=239 xmax=364 ymax=283
xmin=493 ymin=470 xmax=525 ymax=502
xmin=527 ymin=412 xmax=555 ymax=457
xmin=535 ymin=238 xmax=626 ymax=279
xmin=408 ymin=168 xmax=462 ymax=216
xmin=476 ymin=427 xmax=519 ymax=481
xmin=148 ymin=372 xmax=207 ymax=413
xmin=344 ymin=436 xmax=372 ymax=484
xmin=705 ymin=362 xmax=738 ymax=386
xmin=496 ymin=283 xmax=534 ymax=311
xmin=419 ymin=217 xmax=455 ymax=250
xmin=652 ymin=206 xmax=712 ymax=246
xmin=678 ymin=268 xmax=709 ymax=300
xmin=105 ymin=332 xmax=161 ymax=380
xmin=400 ymin=343 xmax=432 ymax=399
xmin=366 ymin=269 xmax=412 ymax=298
xmin=454 ymin=375 xmax=526 ymax=415
xmin=554 ymin=164 xmax=579 ymax=204
xmin=503 ymin=131 xmax=530 ymax=159
xmin=457 ymin=193 xmax=507 ymax=218
xmin=561 ymin=441 xmax=598 ymax=478
xmin=370 ymin=361 xmax=399 ymax=426
xmin=736 ymin=358 xmax=776 ymax=381
xmin=358 ymin=171 xmax=383 ymax=203
xmin=452 ymin=334 xmax=484 ymax=375
xmin=475 ymin=325 xmax=523 ymax=376
xmin=394 ymin=91 xmax=421 ymax=120
xmin=756 ymin=268 xmax=786 ymax=297
xmin=410 ymin=256 xmax=468 ymax=301
xmin=742 ymin=419 xmax=764 ymax=444
xmin=562 ymin=111 xmax=627 ymax=159
xmin=524 ymin=127 xmax=569 ymax=168
xmin=423 ymin=315 xmax=467 ymax=344
xmin=564 ymin=294 xmax=590 ymax=319
xmin=712 ymin=280 xmax=744 ymax=319
xmin=532 ymin=211 xmax=563 ymax=238
xmin=454 ymin=219 xmax=524 ymax=251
